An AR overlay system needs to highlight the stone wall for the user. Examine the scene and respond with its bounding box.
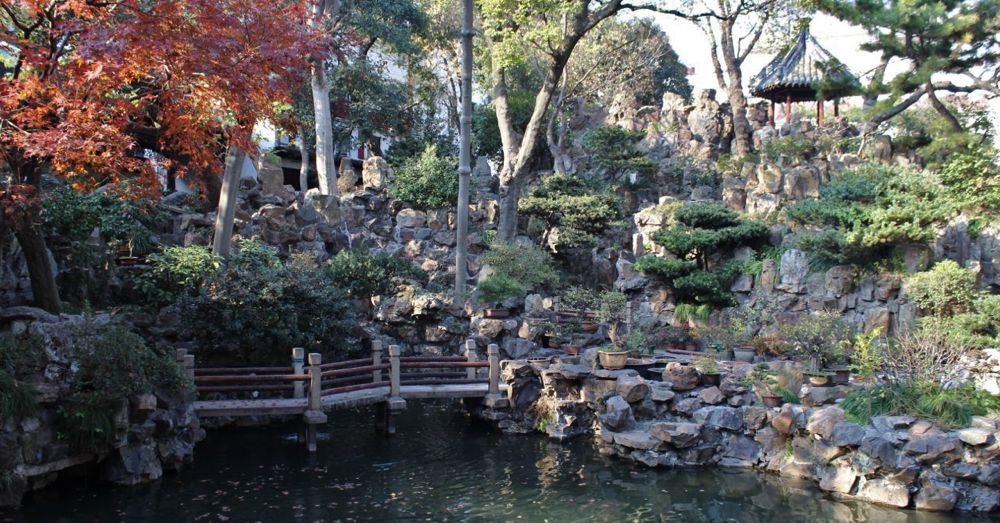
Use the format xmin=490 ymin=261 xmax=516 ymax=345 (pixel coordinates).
xmin=478 ymin=358 xmax=1000 ymax=513
xmin=0 ymin=308 xmax=203 ymax=508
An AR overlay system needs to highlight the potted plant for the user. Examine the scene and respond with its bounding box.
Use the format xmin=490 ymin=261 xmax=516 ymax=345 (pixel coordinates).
xmin=692 ymin=355 xmax=721 ymax=386
xmin=477 ymin=275 xmax=526 ymax=318
xmin=662 ymin=325 xmax=690 ymax=351
xmin=598 ymin=344 xmax=629 ymax=370
xmin=847 ymin=329 xmax=884 ymax=385
xmin=622 ymin=328 xmax=657 ymax=372
xmin=741 ymin=363 xmax=784 ymax=407
xmin=804 ymin=370 xmax=834 ymax=387
xmin=776 ymin=311 xmax=851 ymax=371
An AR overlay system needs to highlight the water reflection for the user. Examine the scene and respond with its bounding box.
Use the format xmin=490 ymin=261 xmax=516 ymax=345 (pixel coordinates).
xmin=2 ymin=402 xmax=994 ymax=522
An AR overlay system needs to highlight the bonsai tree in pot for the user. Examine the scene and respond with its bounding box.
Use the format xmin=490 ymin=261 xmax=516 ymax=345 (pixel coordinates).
xmin=692 ymin=355 xmax=721 ymax=386
xmin=777 ymin=312 xmax=851 ymax=371
xmin=741 ymin=363 xmax=783 ymax=407
xmin=476 ymin=274 xmax=526 ymax=317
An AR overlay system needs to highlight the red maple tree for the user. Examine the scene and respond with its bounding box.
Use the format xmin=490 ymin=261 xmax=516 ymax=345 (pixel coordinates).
xmin=1 ymin=0 xmax=327 ymax=312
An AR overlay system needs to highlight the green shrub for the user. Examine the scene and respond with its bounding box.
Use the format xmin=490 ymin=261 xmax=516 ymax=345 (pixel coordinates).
xmin=324 ymin=248 xmax=425 ymax=300
xmin=0 ymin=369 xmax=36 ymax=423
xmin=42 ymin=186 xmax=165 ymax=259
xmin=843 ymin=382 xmax=1000 ymax=429
xmin=179 ymin=241 xmax=355 ymax=363
xmin=388 ymin=144 xmax=458 ymax=210
xmin=479 ymin=242 xmax=561 ymax=290
xmin=561 ymin=286 xmax=600 ymax=311
xmin=519 ymin=173 xmax=623 ymax=249
xmin=938 ymin=148 xmax=1000 ymax=213
xmin=644 ymin=202 xmax=768 ymax=307
xmin=760 ymin=134 xmax=815 ymax=164
xmin=906 ymin=260 xmax=978 ymax=317
xmin=57 ymin=321 xmax=190 ymax=452
xmin=136 ymin=245 xmax=221 ymax=307
xmin=776 ymin=312 xmax=852 ymax=368
xmin=477 ymin=275 xmax=527 ymax=305
xmin=633 ymin=256 xmax=696 ymax=280
xmin=580 ymin=126 xmax=656 ymax=181
xmin=847 ymin=329 xmax=885 ymax=380
xmin=786 ymin=162 xmax=980 ymax=269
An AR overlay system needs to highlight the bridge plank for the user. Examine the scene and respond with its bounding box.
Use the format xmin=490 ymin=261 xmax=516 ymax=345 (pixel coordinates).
xmin=194 ymin=383 xmax=508 ymax=417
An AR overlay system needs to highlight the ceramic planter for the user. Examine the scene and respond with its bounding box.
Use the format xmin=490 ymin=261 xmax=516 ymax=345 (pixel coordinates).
xmin=830 ymin=367 xmax=850 ymax=385
xmin=581 ymin=321 xmax=600 ymax=334
xmin=733 ymin=347 xmax=755 ymax=363
xmin=700 ymin=372 xmax=721 ymax=386
xmin=625 ymin=358 xmax=656 ymax=373
xmin=807 ymin=374 xmax=832 ymax=387
xmin=483 ymin=308 xmax=510 ymax=319
xmin=562 ymin=344 xmax=580 ymax=356
xmin=599 ymin=350 xmax=629 ymax=370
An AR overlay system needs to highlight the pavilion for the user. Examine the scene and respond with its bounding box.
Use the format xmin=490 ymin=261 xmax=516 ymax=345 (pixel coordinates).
xmin=750 ymin=27 xmax=861 ymax=127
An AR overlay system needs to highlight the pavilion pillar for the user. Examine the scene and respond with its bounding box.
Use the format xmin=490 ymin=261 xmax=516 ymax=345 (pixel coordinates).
xmin=817 ymin=100 xmax=825 ymax=127
xmin=768 ymin=100 xmax=775 ymax=127
xmin=785 ymin=95 xmax=792 ymax=124
xmin=834 ymin=99 xmax=840 ymax=118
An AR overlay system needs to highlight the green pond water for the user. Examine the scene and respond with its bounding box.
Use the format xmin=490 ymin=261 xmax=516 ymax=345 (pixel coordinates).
xmin=3 ymin=402 xmax=996 ymax=523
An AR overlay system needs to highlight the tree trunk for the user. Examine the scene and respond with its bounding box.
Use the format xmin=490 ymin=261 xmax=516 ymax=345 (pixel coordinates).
xmin=925 ymin=83 xmax=963 ymax=132
xmin=719 ymin=19 xmax=752 ymax=156
xmin=311 ymin=64 xmax=337 ymax=195
xmin=212 ymin=145 xmax=247 ymax=262
xmin=298 ymin=130 xmax=312 ymax=192
xmin=14 ymin=221 xmax=61 ymax=313
xmin=496 ymin=177 xmax=523 ymax=242
xmin=454 ymin=0 xmax=474 ymax=300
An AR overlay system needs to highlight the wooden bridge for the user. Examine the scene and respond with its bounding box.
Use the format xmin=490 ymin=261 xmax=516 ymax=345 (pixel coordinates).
xmin=176 ymin=340 xmax=509 ymax=451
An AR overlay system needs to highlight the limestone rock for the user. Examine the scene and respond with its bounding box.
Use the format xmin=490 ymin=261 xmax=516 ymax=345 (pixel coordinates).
xmin=855 ymin=477 xmax=910 ymax=508
xmin=807 ymin=407 xmax=846 ymax=440
xmin=649 ymin=422 xmax=702 ymax=449
xmin=613 ymin=429 xmax=661 ymax=451
xmin=777 ymin=250 xmax=808 ymax=293
xmin=819 ymin=465 xmax=857 ymax=494
xmin=830 ymin=422 xmax=866 ymax=447
xmin=361 ymin=156 xmax=392 ymax=190
xmin=397 ymin=208 xmax=427 ymax=228
xmin=915 ymin=473 xmax=958 ymax=512
xmin=698 ymin=386 xmax=726 ymax=405
xmin=693 ymin=406 xmax=744 ymax=432
xmin=616 ymin=376 xmax=650 ymax=403
xmin=663 ymin=363 xmax=699 ymax=391
xmin=600 ymin=396 xmax=634 ymax=431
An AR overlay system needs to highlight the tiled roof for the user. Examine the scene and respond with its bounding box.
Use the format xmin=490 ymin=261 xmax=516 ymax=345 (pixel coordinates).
xmin=750 ymin=27 xmax=861 ymax=100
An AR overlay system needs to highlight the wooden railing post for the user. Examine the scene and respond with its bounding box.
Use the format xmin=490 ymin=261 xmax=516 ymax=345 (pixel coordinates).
xmin=372 ymin=340 xmax=383 ymax=384
xmin=483 ymin=343 xmax=508 ymax=408
xmin=292 ymin=347 xmax=305 ymax=398
xmin=303 ymin=352 xmax=327 ymax=452
xmin=387 ymin=345 xmax=406 ymax=413
xmin=184 ymin=354 xmax=195 ymax=382
xmin=464 ymin=339 xmax=478 ymax=380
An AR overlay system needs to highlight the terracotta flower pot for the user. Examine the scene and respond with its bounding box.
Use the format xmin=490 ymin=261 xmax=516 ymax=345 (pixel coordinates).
xmin=598 ymin=350 xmax=629 ymax=370
xmin=830 ymin=368 xmax=850 ymax=385
xmin=483 ymin=308 xmax=510 ymax=319
xmin=582 ymin=321 xmax=599 ymax=334
xmin=562 ymin=345 xmax=580 ymax=356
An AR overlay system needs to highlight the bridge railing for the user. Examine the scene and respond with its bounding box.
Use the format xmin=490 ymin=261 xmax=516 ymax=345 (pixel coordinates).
xmin=182 ymin=339 xmax=504 ymax=406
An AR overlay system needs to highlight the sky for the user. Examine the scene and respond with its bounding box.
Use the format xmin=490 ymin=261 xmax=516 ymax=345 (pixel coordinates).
xmin=650 ymin=13 xmax=884 ymax=94
xmin=644 ymin=11 xmax=1000 ymax=144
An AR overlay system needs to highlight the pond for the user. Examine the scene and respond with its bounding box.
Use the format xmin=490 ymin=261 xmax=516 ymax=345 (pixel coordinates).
xmin=3 ymin=402 xmax=994 ymax=523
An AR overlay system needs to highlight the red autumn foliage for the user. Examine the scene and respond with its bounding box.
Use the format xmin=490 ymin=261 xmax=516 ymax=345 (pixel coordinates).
xmin=0 ymin=0 xmax=330 ymax=312
xmin=1 ymin=0 xmax=327 ymax=194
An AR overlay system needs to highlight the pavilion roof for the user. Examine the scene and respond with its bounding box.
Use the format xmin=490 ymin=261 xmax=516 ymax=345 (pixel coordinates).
xmin=750 ymin=27 xmax=861 ymax=102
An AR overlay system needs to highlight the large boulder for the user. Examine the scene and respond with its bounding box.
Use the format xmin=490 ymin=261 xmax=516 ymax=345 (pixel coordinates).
xmin=362 ymin=156 xmax=393 ymax=190
xmin=649 ymin=421 xmax=703 ymax=448
xmin=663 ymin=363 xmax=699 ymax=391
